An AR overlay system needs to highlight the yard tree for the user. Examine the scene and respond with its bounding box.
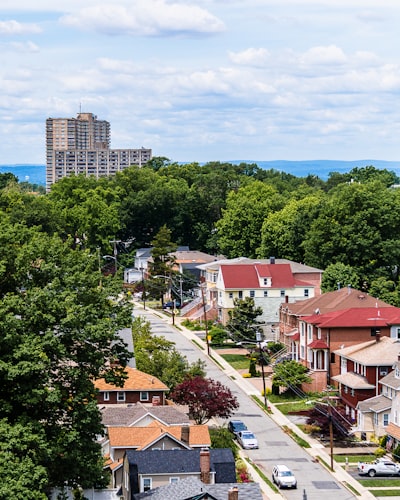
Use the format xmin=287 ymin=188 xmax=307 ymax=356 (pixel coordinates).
xmin=306 ymin=402 xmax=351 ymax=439
xmin=0 ymin=216 xmax=132 ymax=495
xmin=272 ymin=360 xmax=312 ymax=393
xmin=170 ymin=376 xmax=239 ymax=424
xmin=226 ymin=297 xmax=263 ymax=343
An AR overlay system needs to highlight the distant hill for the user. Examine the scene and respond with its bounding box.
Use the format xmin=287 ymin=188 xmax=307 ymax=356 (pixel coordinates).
xmin=1 ymin=159 xmax=400 ymax=186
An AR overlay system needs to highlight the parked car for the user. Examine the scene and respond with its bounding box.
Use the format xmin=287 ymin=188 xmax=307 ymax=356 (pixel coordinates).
xmin=272 ymin=464 xmax=297 ymax=489
xmin=227 ymin=419 xmax=248 ymax=436
xmin=162 ymin=300 xmax=181 ymax=309
xmin=236 ymin=430 xmax=258 ymax=449
xmin=358 ymin=459 xmax=400 ymax=477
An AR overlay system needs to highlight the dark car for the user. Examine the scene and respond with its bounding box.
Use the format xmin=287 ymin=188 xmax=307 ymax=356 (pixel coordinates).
xmin=162 ymin=300 xmax=181 ymax=309
xmin=228 ymin=419 xmax=248 ymax=436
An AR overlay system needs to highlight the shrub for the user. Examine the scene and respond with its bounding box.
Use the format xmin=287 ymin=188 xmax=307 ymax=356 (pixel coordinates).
xmin=374 ymin=447 xmax=386 ymax=458
xmin=249 ymin=357 xmax=258 ymax=377
xmin=393 ymin=444 xmax=400 ymax=461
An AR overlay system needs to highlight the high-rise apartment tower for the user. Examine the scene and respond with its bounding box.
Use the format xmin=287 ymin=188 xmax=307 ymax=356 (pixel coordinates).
xmin=46 ymin=112 xmax=152 ymax=191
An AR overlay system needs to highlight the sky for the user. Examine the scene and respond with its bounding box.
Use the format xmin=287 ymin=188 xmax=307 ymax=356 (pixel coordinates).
xmin=1 ymin=0 xmax=400 ymax=164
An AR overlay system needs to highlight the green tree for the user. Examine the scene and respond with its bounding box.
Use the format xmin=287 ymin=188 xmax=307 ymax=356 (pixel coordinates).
xmin=259 ymin=194 xmax=323 ymax=261
xmin=226 ymin=297 xmax=263 ymax=343
xmin=131 ymin=316 xmax=205 ymax=389
xmin=148 ymin=225 xmax=177 ymax=304
xmin=321 ymin=262 xmax=361 ymax=292
xmin=272 ymin=360 xmax=312 ymax=391
xmin=209 ymin=427 xmax=238 ymax=458
xmin=216 ymin=181 xmax=283 ymax=258
xmin=0 ymin=218 xmax=132 ymax=493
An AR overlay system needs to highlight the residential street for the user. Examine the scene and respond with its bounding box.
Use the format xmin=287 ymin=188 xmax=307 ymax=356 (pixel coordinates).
xmin=131 ymin=303 xmax=375 ymax=500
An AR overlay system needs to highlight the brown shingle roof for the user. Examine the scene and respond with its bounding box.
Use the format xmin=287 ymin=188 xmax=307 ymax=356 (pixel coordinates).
xmin=287 ymin=288 xmax=391 ymax=316
xmin=95 ymin=366 xmax=168 ymax=392
xmin=100 ymin=403 xmax=190 ymax=427
xmin=334 ymin=337 xmax=400 ymax=365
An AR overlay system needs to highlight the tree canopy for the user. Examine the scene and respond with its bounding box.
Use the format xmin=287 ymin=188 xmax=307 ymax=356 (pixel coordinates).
xmin=170 ymin=376 xmax=239 ymax=424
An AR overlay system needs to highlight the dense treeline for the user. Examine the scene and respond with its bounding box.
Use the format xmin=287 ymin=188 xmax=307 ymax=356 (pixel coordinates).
xmin=1 ymin=160 xmax=400 ymax=495
xmin=2 ymin=161 xmax=400 ymax=302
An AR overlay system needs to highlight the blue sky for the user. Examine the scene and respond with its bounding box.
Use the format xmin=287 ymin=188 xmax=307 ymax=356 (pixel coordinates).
xmin=1 ymin=0 xmax=400 ymax=164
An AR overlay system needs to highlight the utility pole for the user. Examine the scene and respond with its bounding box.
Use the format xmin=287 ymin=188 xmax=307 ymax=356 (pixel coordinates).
xmin=109 ymin=239 xmax=121 ymax=273
xmin=328 ymin=402 xmax=334 ymax=471
xmin=140 ymin=267 xmax=146 ymax=310
xmin=200 ymin=284 xmax=210 ymax=356
xmin=256 ymin=330 xmax=268 ymax=408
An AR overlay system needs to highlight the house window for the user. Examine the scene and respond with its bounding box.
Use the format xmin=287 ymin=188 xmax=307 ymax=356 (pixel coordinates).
xmin=117 ymin=391 xmax=125 ymax=402
xmin=307 ymin=325 xmax=312 ymax=341
xmin=317 ymin=328 xmax=321 ymax=340
xmin=140 ymin=391 xmax=149 ymax=401
xmin=170 ymin=478 xmax=179 ymax=484
xmin=280 ymin=290 xmax=285 ymax=297
xmin=330 ymin=353 xmax=335 ymax=364
xmin=263 ymin=278 xmax=268 ymax=286
xmin=238 ymin=291 xmax=243 ymax=299
xmin=103 ymin=391 xmax=109 ymax=401
xmin=250 ymin=290 xmax=255 ymax=298
xmin=344 ymin=385 xmax=348 ymax=394
xmin=351 ymin=389 xmax=355 ymax=397
xmin=397 ymin=328 xmax=400 ymax=339
xmin=142 ymin=478 xmax=152 ymax=492
xmin=383 ymin=413 xmax=390 ymax=426
xmin=304 ymin=289 xmax=309 ymax=297
xmin=300 ymin=346 xmax=305 ymax=359
xmin=380 ymin=367 xmax=389 ymax=376
xmin=374 ymin=413 xmax=378 ymax=425
xmin=229 ymin=292 xmax=233 ymax=299
xmin=264 ymin=290 xmax=268 ymax=297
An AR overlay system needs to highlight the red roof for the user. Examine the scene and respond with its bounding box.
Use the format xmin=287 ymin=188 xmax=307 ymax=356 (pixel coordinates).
xmin=305 ymin=306 xmax=400 ymax=328
xmin=308 ymin=340 xmax=329 ymax=349
xmin=220 ymin=263 xmax=312 ymax=289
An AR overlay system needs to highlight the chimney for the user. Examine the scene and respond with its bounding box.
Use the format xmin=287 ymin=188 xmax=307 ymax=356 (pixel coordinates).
xmin=181 ymin=425 xmax=189 ymax=443
xmin=228 ymin=487 xmax=239 ymax=500
xmin=376 ymin=329 xmax=381 ymax=342
xmin=200 ymin=448 xmax=211 ymax=484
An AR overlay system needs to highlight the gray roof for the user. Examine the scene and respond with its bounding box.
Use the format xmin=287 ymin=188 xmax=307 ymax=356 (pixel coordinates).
xmin=133 ymin=476 xmax=263 ymax=500
xmin=331 ymin=372 xmax=375 ymax=389
xmin=379 ymin=368 xmax=400 ymax=390
xmin=100 ymin=403 xmax=191 ymax=427
xmin=357 ymin=395 xmax=392 ymax=413
xmin=126 ymin=449 xmax=235 ymax=480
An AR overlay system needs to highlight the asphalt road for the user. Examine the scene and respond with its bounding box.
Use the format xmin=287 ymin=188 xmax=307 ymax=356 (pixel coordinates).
xmin=131 ymin=305 xmax=361 ymax=500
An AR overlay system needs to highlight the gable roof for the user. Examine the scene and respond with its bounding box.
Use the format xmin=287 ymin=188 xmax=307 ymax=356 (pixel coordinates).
xmin=100 ymin=403 xmax=190 ymax=427
xmin=286 ymin=287 xmax=391 ymax=316
xmin=333 ymin=337 xmax=400 ymax=365
xmin=125 ymin=449 xmax=234 ymax=478
xmin=304 ymin=306 xmax=400 ymax=329
xmin=133 ymin=477 xmax=263 ymax=500
xmin=331 ymin=372 xmax=375 ymax=389
xmin=108 ymin=423 xmax=210 ymax=450
xmin=219 ymin=263 xmax=313 ymax=290
xmin=379 ymin=369 xmax=400 ymax=390
xmin=95 ymin=366 xmax=168 ymax=392
xmin=357 ymin=395 xmax=392 ymax=413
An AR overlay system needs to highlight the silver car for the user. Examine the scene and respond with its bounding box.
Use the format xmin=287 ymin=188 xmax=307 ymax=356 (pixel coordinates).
xmin=236 ymin=430 xmax=258 ymax=449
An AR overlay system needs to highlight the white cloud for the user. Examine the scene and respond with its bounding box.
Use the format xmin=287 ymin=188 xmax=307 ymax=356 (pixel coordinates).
xmin=61 ymin=1 xmax=225 ymax=36
xmin=300 ymin=45 xmax=347 ymax=66
xmin=7 ymin=41 xmax=40 ymax=52
xmin=228 ymin=48 xmax=269 ymax=67
xmin=0 ymin=20 xmax=41 ymax=35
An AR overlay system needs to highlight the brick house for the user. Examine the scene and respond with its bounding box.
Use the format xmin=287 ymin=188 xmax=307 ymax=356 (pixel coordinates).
xmin=331 ymin=336 xmax=400 ymax=425
xmin=95 ymin=367 xmax=169 ymax=405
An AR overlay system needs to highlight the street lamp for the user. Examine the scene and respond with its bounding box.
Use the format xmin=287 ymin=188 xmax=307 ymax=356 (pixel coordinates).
xmin=256 ymin=330 xmax=268 ymax=409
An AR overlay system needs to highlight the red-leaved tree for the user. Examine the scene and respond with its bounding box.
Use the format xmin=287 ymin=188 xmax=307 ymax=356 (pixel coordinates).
xmin=170 ymin=376 xmax=239 ymax=424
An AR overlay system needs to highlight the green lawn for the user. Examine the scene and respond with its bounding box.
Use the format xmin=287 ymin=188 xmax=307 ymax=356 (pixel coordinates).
xmin=219 ymin=353 xmax=249 ymax=370
xmin=334 ymin=455 xmax=377 ymax=463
